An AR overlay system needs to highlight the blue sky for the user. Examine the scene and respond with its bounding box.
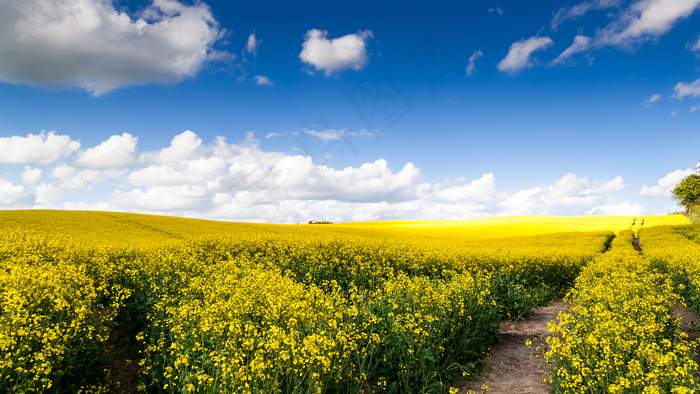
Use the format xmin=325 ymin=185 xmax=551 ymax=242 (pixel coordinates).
xmin=1 ymin=0 xmax=699 ymax=223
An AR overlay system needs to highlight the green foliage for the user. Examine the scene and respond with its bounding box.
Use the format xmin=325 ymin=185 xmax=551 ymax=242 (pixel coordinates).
xmin=673 ymin=173 xmax=700 ymax=212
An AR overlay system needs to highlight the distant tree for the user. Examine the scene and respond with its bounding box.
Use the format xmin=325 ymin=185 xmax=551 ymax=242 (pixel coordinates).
xmin=672 ymin=173 xmax=700 ymax=213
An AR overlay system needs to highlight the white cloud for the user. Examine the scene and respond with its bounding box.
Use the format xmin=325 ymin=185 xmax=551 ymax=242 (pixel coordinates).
xmin=75 ymin=133 xmax=138 ymax=168
xmin=488 ymin=6 xmax=504 ymax=15
xmin=550 ymin=35 xmax=592 ymax=66
xmin=0 ymin=179 xmax=32 ymax=206
xmin=254 ymin=75 xmax=273 ymax=86
xmin=50 ymin=164 xmax=102 ymax=190
xmin=644 ymin=93 xmax=662 ymax=104
xmin=594 ymin=0 xmax=700 ymax=48
xmin=433 ymin=173 xmax=497 ymax=202
xmin=586 ymin=202 xmax=645 ymax=215
xmin=498 ymin=36 xmax=554 ymax=75
xmin=671 ymin=110 xmax=680 ymax=116
xmin=265 ymin=132 xmax=289 ymax=139
xmin=299 ymin=29 xmax=373 ymax=76
xmin=551 ymin=0 xmax=621 ymax=29
xmin=111 ymin=185 xmax=210 ymax=211
xmin=21 ymin=167 xmax=42 ymax=185
xmin=303 ymin=128 xmax=377 ymax=142
xmin=690 ymin=35 xmax=700 ymax=51
xmin=0 ymin=131 xmax=80 ymax=165
xmin=245 ymin=32 xmax=262 ymax=56
xmin=466 ymin=50 xmax=483 ymax=76
xmin=639 ymin=168 xmax=694 ymax=196
xmin=0 ymin=0 xmax=226 ymax=95
xmin=550 ymin=0 xmax=700 ymax=62
xmin=128 ymin=156 xmax=227 ymax=187
xmin=589 ymin=175 xmax=625 ymax=194
xmin=127 ymin=130 xmax=229 ymax=187
xmin=62 ymin=201 xmax=111 ymax=212
xmin=303 ymin=129 xmax=346 ymax=141
xmin=674 ymin=78 xmax=700 ymax=99
xmin=33 ymin=183 xmax=65 ymax=205
xmin=691 ymin=105 xmax=699 ymax=112
xmin=146 ymin=130 xmax=204 ymax=164
xmin=0 ymin=130 xmax=654 ymax=221
xmin=47 ymin=163 xmax=124 ymax=191
xmin=499 ymin=174 xmax=624 ymax=215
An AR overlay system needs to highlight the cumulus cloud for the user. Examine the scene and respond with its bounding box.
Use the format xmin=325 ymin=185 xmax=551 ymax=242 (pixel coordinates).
xmin=33 ymin=183 xmax=65 ymax=205
xmin=128 ymin=156 xmax=227 ymax=187
xmin=550 ymin=35 xmax=592 ymax=66
xmin=586 ymin=202 xmax=645 ymax=215
xmin=21 ymin=167 xmax=42 ymax=185
xmin=594 ymin=0 xmax=700 ymax=48
xmin=111 ymin=185 xmax=211 ymax=211
xmin=674 ymin=78 xmax=700 ymax=99
xmin=499 ymin=174 xmax=624 ymax=216
xmin=0 ymin=179 xmax=32 ymax=206
xmin=0 ymin=131 xmax=80 ymax=165
xmin=299 ymin=29 xmax=373 ymax=76
xmin=465 ymin=51 xmax=483 ymax=76
xmin=0 ymin=130 xmax=653 ymax=222
xmin=0 ymin=0 xmax=226 ymax=95
xmin=145 ymin=130 xmax=205 ymax=164
xmin=433 ymin=173 xmax=497 ymax=203
xmin=644 ymin=93 xmax=662 ymax=104
xmin=498 ymin=36 xmax=554 ymax=75
xmin=111 ymin=132 xmax=624 ymax=222
xmin=254 ymin=75 xmax=273 ymax=86
xmin=75 ymin=133 xmax=138 ymax=168
xmin=50 ymin=164 xmax=102 ymax=190
xmin=639 ymin=168 xmax=695 ymax=196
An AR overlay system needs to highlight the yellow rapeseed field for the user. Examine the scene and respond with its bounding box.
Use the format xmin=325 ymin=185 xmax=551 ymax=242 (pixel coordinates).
xmin=0 ymin=210 xmax=697 ymax=393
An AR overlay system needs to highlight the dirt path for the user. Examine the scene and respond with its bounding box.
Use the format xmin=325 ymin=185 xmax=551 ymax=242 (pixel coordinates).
xmin=458 ymin=301 xmax=567 ymax=394
xmin=105 ymin=327 xmax=141 ymax=394
xmin=632 ymin=238 xmax=641 ymax=254
xmin=675 ymin=303 xmax=700 ymax=379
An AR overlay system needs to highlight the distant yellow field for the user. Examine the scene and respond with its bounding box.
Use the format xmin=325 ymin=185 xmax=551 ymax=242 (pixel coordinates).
xmin=339 ymin=215 xmax=639 ymax=243
xmin=0 ymin=210 xmax=649 ymax=247
xmin=641 ymin=214 xmax=691 ymax=227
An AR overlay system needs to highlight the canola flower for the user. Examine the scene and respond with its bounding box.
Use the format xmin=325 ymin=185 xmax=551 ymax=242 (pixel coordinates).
xmin=131 ymin=235 xmax=582 ymax=393
xmin=0 ymin=211 xmax=643 ymax=393
xmin=545 ymin=229 xmax=699 ymax=393
xmin=640 ymin=221 xmax=700 ymax=316
xmin=641 ymin=214 xmax=691 ymax=228
xmin=0 ymin=230 xmax=126 ymax=393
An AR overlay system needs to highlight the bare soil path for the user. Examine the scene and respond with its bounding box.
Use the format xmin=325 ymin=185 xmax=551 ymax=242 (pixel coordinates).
xmin=676 ymin=303 xmax=700 ymax=379
xmin=105 ymin=327 xmax=141 ymax=394
xmin=458 ymin=301 xmax=567 ymax=394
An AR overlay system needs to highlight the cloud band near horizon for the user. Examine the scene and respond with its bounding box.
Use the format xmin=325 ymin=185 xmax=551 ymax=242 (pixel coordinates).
xmin=0 ymin=130 xmax=682 ymax=223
